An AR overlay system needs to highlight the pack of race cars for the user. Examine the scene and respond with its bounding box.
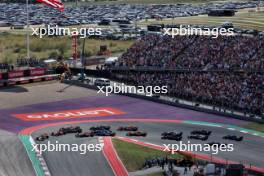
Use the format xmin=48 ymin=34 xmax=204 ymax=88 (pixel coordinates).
xmin=35 ymin=125 xmax=243 ymax=144
xmin=35 ymin=125 xmax=147 ymax=141
xmin=161 ymin=130 xmax=244 ymax=142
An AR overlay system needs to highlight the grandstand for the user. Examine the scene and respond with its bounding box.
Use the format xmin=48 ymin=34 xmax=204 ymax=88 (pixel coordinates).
xmin=111 ymin=34 xmax=264 ymax=117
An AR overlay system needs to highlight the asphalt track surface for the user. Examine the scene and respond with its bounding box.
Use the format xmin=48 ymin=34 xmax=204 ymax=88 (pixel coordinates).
xmin=32 ymin=121 xmax=264 ymax=176
xmin=0 ymin=130 xmax=35 ymax=176
xmin=0 ymin=82 xmax=100 ymax=109
xmin=32 ymin=131 xmax=114 ymax=176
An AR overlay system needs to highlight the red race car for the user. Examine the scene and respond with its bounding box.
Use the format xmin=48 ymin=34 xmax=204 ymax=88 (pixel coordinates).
xmin=117 ymin=126 xmax=138 ymax=131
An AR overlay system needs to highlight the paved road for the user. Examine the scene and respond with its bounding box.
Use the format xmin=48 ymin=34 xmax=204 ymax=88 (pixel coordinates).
xmin=32 ymin=121 xmax=264 ymax=176
xmin=0 ymin=130 xmax=35 ymax=176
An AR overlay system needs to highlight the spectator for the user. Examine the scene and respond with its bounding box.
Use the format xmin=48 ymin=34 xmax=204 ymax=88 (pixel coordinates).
xmin=112 ymin=34 xmax=264 ymax=116
xmin=117 ymin=34 xmax=264 ymax=70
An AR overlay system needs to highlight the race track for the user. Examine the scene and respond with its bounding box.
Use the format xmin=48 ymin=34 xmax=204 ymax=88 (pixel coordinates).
xmin=32 ymin=133 xmax=114 ymax=176
xmin=31 ymin=121 xmax=264 ymax=176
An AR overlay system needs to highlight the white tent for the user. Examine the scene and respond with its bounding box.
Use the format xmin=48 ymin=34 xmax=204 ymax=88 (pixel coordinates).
xmin=44 ymin=59 xmax=57 ymax=64
xmin=105 ymin=57 xmax=118 ymax=65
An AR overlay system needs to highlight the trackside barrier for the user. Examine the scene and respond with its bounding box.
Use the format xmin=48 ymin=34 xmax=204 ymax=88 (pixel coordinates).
xmin=102 ymin=137 xmax=129 ymax=176
xmin=0 ymin=74 xmax=59 ymax=88
xmin=18 ymin=135 xmax=45 ymax=176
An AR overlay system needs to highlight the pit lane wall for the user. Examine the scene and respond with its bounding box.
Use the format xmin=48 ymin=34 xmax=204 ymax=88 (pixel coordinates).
xmin=19 ymin=135 xmax=51 ymax=176
xmin=64 ymin=80 xmax=264 ymax=124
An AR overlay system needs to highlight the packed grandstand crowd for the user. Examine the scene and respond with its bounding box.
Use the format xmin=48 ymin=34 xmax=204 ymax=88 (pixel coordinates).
xmin=117 ymin=34 xmax=264 ymax=70
xmin=114 ymin=34 xmax=264 ymax=115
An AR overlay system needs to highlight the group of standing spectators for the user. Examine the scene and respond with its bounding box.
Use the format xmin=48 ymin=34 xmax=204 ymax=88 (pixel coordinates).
xmin=16 ymin=58 xmax=44 ymax=67
xmin=0 ymin=63 xmax=14 ymax=73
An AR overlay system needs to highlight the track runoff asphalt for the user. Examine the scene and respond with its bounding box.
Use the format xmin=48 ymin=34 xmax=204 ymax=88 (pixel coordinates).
xmin=0 ymin=129 xmax=35 ymax=176
xmin=32 ymin=121 xmax=264 ymax=176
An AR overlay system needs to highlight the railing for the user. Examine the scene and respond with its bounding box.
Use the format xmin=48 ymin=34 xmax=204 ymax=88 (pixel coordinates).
xmin=110 ymin=66 xmax=264 ymax=73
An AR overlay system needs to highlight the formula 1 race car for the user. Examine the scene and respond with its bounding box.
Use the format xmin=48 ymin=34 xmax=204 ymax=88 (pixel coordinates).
xmin=75 ymin=132 xmax=94 ymax=138
xmin=161 ymin=132 xmax=183 ymax=141
xmin=60 ymin=126 xmax=82 ymax=134
xmin=162 ymin=132 xmax=183 ymax=137
xmin=93 ymin=130 xmax=116 ymax=136
xmin=35 ymin=133 xmax=49 ymax=141
xmin=51 ymin=126 xmax=82 ymax=136
xmin=51 ymin=130 xmax=65 ymax=136
xmin=117 ymin=126 xmax=138 ymax=131
xmin=223 ymin=135 xmax=243 ymax=141
xmin=90 ymin=126 xmax=111 ymax=131
xmin=126 ymin=131 xmax=147 ymax=137
xmin=188 ymin=134 xmax=209 ymax=141
xmin=191 ymin=130 xmax=211 ymax=136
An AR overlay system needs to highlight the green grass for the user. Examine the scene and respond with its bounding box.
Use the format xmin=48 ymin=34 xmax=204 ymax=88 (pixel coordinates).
xmin=112 ymin=138 xmax=183 ymax=172
xmin=139 ymin=8 xmax=264 ymax=31
xmin=242 ymin=122 xmax=264 ymax=133
xmin=0 ymin=33 xmax=133 ymax=63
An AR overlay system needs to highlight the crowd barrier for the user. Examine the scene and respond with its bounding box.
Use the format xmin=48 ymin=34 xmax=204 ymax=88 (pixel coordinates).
xmin=0 ymin=68 xmax=47 ymax=80
xmin=0 ymin=68 xmax=59 ymax=88
xmin=0 ymin=74 xmax=60 ymax=88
